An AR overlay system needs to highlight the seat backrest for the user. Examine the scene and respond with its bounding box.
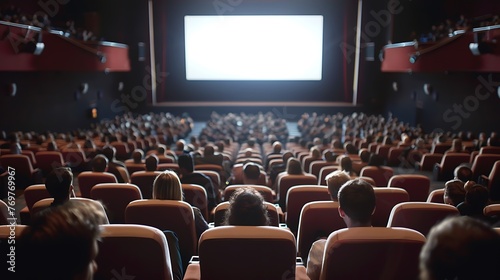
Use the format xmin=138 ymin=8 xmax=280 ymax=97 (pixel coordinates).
xmin=182 ymin=184 xmax=208 ymax=220
xmin=480 ymin=146 xmax=500 ymax=155
xmin=0 ymin=154 xmax=35 ymax=176
xmin=426 ymin=189 xmax=445 ymax=203
xmin=418 ymin=153 xmax=443 ymax=171
xmin=436 ymin=153 xmax=471 ymax=180
xmin=198 ymin=226 xmax=296 ymax=280
xmin=359 ymin=166 xmax=394 ymax=187
xmin=318 ymin=165 xmax=339 ymax=185
xmin=372 ymin=187 xmax=410 ymax=227
xmin=483 ymin=204 xmax=500 ymax=217
xmin=31 ymin=197 xmax=110 ymax=224
xmin=157 ymin=163 xmax=180 ymax=173
xmin=376 ymin=144 xmax=393 ymax=161
xmin=431 ymin=142 xmax=452 ymax=154
xmin=223 ymin=185 xmax=275 ymax=203
xmin=310 ymin=161 xmax=337 ymax=179
xmin=125 ymin=162 xmax=146 ymax=175
xmin=130 ymin=171 xmax=162 ymax=199
xmin=212 ymin=201 xmax=280 ymax=227
xmin=488 ymin=160 xmax=500 ymax=201
xmin=387 ymin=202 xmax=459 ymax=236
xmin=195 ymin=170 xmax=221 ymax=189
xmin=90 ymin=183 xmax=143 ymax=224
xmin=320 ymin=227 xmax=426 ymax=280
xmin=277 ymin=174 xmax=318 ymax=210
xmin=23 ymin=184 xmax=51 ymax=210
xmin=34 ymin=151 xmax=65 ymax=175
xmin=387 ymin=174 xmax=430 ymax=202
xmin=95 ymin=224 xmax=173 ymax=280
xmin=296 ymin=201 xmax=344 ymax=262
xmin=471 ymin=154 xmax=500 ymax=179
xmin=0 ymin=200 xmax=10 ymax=225
xmin=77 ymin=171 xmax=118 ymax=198
xmin=285 ymin=185 xmax=330 ymax=234
xmin=61 ymin=149 xmax=88 ymax=169
xmin=125 ymin=199 xmax=197 ymax=260
xmin=116 ymin=166 xmax=131 ymax=183
xmin=387 ymin=147 xmax=406 ymax=166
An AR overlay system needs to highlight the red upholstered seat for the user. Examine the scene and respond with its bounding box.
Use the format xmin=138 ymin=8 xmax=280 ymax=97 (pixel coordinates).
xmin=387 ymin=202 xmax=459 ymax=236
xmin=90 ymin=183 xmax=143 ymax=224
xmin=285 ymin=185 xmax=330 ymax=234
xmin=320 ymin=227 xmax=426 ymax=280
xmin=95 ymin=224 xmax=174 ymax=280
xmin=387 ymin=174 xmax=431 ymax=202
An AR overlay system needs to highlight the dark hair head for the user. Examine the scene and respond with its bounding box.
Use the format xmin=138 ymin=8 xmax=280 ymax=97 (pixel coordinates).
xmin=338 ymin=178 xmax=376 ymax=225
xmin=132 ymin=149 xmax=144 ymax=164
xmin=340 ymin=156 xmax=353 ymax=173
xmin=454 ymin=165 xmax=473 ymax=182
xmin=419 ymin=216 xmax=500 ymax=280
xmin=204 ymin=145 xmax=215 ymax=157
xmin=359 ymin=148 xmax=370 ymax=163
xmin=367 ymin=153 xmax=384 ymax=167
xmin=45 ymin=167 xmax=73 ymax=203
xmin=145 ymin=154 xmax=159 ymax=171
xmin=178 ymin=154 xmax=194 ymax=173
xmin=282 ymin=151 xmax=294 ymax=162
xmin=18 ymin=200 xmax=105 ymax=279
xmin=465 ymin=184 xmax=489 ymax=212
xmin=224 ymin=187 xmax=270 ymax=226
xmin=243 ymin=162 xmax=261 ymax=180
xmin=102 ymin=145 xmax=116 ymax=161
xmin=286 ymin=158 xmax=303 ymax=175
xmin=91 ymin=154 xmax=108 ymax=172
xmin=444 ymin=179 xmax=466 ymax=207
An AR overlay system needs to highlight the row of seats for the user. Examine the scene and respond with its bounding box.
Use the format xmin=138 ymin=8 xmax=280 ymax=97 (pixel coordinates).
xmin=11 ymin=181 xmax=498 ymax=265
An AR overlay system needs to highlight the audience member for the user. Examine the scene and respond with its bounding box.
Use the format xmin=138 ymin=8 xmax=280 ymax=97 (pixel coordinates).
xmin=269 ymin=151 xmax=294 ymax=186
xmin=101 ymin=145 xmax=126 ymax=183
xmin=145 ymin=154 xmax=159 ymax=171
xmin=91 ymin=154 xmax=108 ymax=172
xmin=223 ymin=187 xmax=270 ymax=226
xmin=325 ymin=170 xmax=351 ymax=201
xmin=419 ymin=216 xmax=500 ymax=280
xmin=443 ymin=179 xmax=466 ymax=207
xmin=129 ymin=149 xmax=145 ymax=164
xmin=242 ymin=162 xmax=262 ymax=185
xmin=339 ymin=155 xmax=356 ymax=177
xmin=454 ymin=164 xmax=474 ymax=182
xmin=18 ymin=200 xmax=105 ymax=280
xmin=457 ymin=184 xmax=494 ymax=224
xmin=178 ymin=154 xmax=218 ymax=212
xmin=44 ymin=167 xmax=75 ymax=207
xmin=307 ymin=178 xmax=376 ymax=280
xmin=152 ymin=170 xmax=209 ymax=238
xmin=194 ymin=144 xmax=223 ymax=166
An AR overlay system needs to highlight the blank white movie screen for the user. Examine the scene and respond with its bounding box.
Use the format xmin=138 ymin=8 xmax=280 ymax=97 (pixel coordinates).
xmin=184 ymin=15 xmax=324 ymax=80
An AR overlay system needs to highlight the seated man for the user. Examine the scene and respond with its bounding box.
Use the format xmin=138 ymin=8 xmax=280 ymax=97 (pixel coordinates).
xmin=145 ymin=154 xmax=159 ymax=171
xmin=44 ymin=167 xmax=75 ymax=207
xmin=242 ymin=162 xmax=263 ymax=185
xmin=178 ymin=154 xmax=218 ymax=212
xmin=101 ymin=146 xmax=126 ymax=183
xmin=194 ymin=145 xmax=223 ymax=166
xmin=420 ymin=216 xmax=500 ymax=280
xmin=307 ymin=178 xmax=376 ymax=280
xmin=18 ymin=200 xmax=106 ymax=279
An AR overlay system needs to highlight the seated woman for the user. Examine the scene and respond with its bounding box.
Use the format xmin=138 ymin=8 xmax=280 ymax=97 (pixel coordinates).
xmin=152 ymin=170 xmax=209 ymax=238
xmin=223 ymin=187 xmax=270 ymax=226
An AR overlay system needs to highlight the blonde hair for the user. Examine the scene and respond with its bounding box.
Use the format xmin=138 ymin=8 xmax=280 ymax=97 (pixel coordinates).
xmin=152 ymin=170 xmax=183 ymax=200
